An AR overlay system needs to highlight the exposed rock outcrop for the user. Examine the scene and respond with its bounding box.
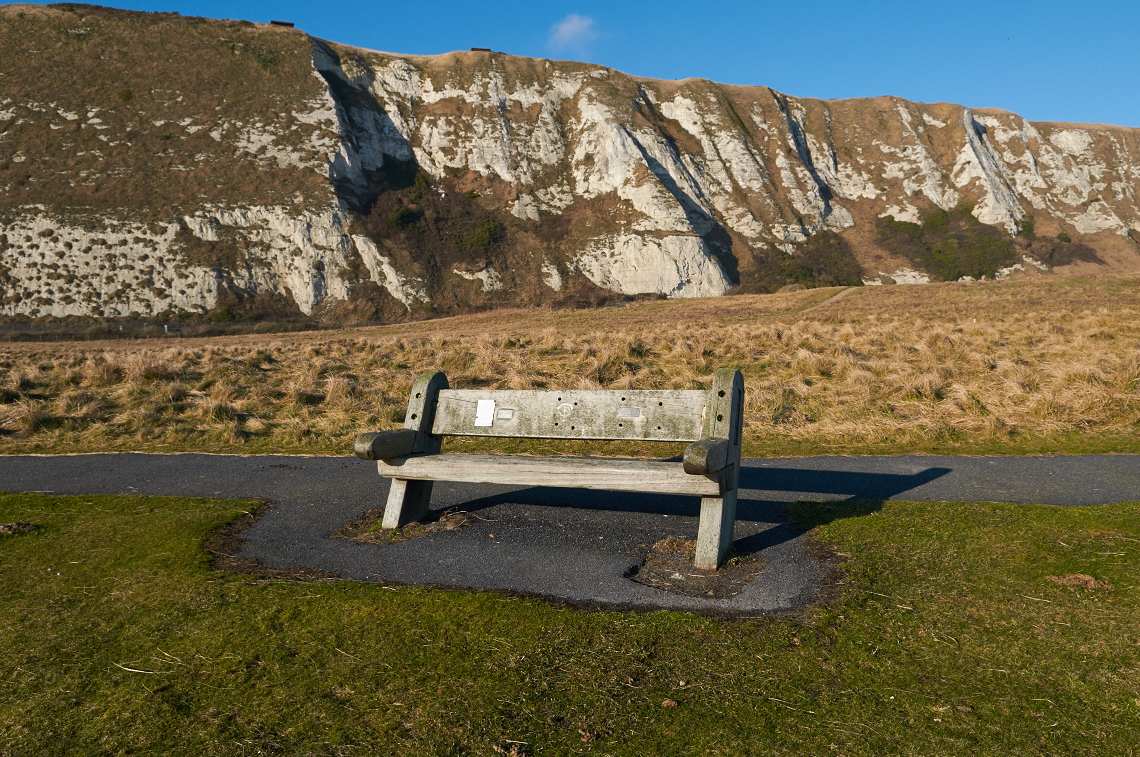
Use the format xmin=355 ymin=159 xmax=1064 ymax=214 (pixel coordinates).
xmin=1 ymin=4 xmax=1137 ymax=320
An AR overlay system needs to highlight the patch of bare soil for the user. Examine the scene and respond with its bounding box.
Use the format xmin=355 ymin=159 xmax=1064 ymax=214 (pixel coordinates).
xmin=0 ymin=522 xmax=37 ymax=535
xmin=1047 ymin=573 xmax=1115 ymax=591
xmin=203 ymin=501 xmax=338 ymax=581
xmin=331 ymin=508 xmax=474 ymax=544
xmin=626 ymin=537 xmax=765 ymax=598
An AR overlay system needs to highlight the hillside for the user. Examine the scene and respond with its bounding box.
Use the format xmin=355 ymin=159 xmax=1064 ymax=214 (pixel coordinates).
xmin=1 ymin=3 xmax=1139 ymax=321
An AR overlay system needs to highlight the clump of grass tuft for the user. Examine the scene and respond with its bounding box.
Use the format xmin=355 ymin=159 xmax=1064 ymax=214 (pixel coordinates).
xmin=85 ymin=357 xmax=123 ymax=387
xmin=196 ymin=397 xmax=239 ymax=424
xmin=2 ymin=399 xmax=56 ymax=436
xmin=123 ymin=354 xmax=179 ymax=384
xmin=7 ymin=370 xmax=35 ymax=392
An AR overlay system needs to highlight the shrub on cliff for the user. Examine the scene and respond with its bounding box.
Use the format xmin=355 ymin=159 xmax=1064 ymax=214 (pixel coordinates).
xmin=876 ymin=206 xmax=1020 ymax=281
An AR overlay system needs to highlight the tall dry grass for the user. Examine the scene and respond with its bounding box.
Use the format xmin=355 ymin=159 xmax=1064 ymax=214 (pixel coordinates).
xmin=1 ymin=277 xmax=1138 ymax=456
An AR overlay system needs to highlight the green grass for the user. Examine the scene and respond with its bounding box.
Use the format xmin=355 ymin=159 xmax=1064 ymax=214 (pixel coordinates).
xmin=2 ymin=492 xmax=1139 ymax=755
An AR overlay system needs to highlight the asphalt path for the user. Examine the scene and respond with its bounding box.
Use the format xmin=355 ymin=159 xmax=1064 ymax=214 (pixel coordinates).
xmin=1 ymin=454 xmax=1138 ymax=615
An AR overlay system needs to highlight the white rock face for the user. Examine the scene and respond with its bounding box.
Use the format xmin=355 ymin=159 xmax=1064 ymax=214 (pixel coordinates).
xmin=972 ymin=113 xmax=1137 ymax=238
xmin=0 ymin=213 xmax=215 ymax=318
xmin=181 ymin=205 xmax=355 ymax=315
xmin=572 ymin=235 xmax=732 ymax=298
xmin=1071 ymin=201 xmax=1128 ymax=234
xmin=311 ymin=43 xmax=413 ymax=190
xmin=880 ymin=204 xmax=921 ymax=224
xmin=952 ymin=110 xmax=1024 ymax=232
xmin=379 ymin=60 xmax=581 ymax=187
xmin=4 ymin=40 xmax=1139 ymax=319
xmin=882 ymin=269 xmax=931 ymax=285
xmin=0 ymin=46 xmax=427 ymax=320
xmin=541 ymin=259 xmax=563 ymax=291
xmin=351 ymin=236 xmax=427 ymax=308
xmin=511 ymin=194 xmax=541 ymax=221
xmin=453 ymin=265 xmax=503 ymax=291
xmin=0 ymin=204 xmax=436 ymax=318
xmin=875 ymin=103 xmax=961 ymax=211
xmin=995 ymin=262 xmax=1026 ymax=280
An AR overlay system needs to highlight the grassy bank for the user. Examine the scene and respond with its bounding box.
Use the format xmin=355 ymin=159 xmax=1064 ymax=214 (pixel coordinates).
xmin=1 ymin=492 xmax=1137 ymax=754
xmin=1 ymin=276 xmax=1139 ymax=457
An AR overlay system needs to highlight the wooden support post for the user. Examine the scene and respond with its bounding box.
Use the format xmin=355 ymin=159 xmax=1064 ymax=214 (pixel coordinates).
xmin=694 ymin=368 xmax=744 ymax=570
xmin=381 ymin=371 xmax=448 ymax=529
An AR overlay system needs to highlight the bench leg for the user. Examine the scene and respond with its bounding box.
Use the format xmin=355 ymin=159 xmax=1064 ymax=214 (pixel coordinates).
xmin=694 ymin=488 xmax=738 ymax=570
xmin=381 ymin=478 xmax=434 ymax=529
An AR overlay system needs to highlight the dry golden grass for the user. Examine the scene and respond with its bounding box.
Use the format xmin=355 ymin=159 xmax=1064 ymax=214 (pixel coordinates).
xmin=1 ymin=276 xmax=1138 ymax=457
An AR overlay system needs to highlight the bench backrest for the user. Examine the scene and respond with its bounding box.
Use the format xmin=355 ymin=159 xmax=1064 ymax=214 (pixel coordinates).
xmin=432 ymin=389 xmax=708 ymax=442
xmin=400 ymin=368 xmax=744 ymax=449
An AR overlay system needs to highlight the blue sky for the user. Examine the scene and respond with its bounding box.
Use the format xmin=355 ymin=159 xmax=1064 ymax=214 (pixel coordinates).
xmin=46 ymin=0 xmax=1140 ymax=127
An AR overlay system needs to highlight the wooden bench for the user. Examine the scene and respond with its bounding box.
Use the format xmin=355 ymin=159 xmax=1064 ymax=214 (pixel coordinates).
xmin=354 ymin=368 xmax=744 ymax=569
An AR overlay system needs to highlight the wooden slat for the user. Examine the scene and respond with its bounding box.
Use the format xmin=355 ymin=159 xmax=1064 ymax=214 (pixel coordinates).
xmin=430 ymin=389 xmax=708 ymax=442
xmin=378 ymin=454 xmax=722 ymax=497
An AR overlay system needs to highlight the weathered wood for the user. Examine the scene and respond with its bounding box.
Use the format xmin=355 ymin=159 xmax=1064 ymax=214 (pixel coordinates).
xmin=405 ymin=372 xmax=449 ymax=454
xmin=354 ymin=429 xmax=418 ymax=461
xmin=682 ymin=437 xmax=730 ymax=475
xmin=382 ymin=371 xmax=448 ymax=529
xmin=694 ymin=368 xmax=744 ymax=570
xmin=378 ymin=454 xmax=724 ymax=497
xmin=431 ymin=389 xmax=708 ymax=442
xmin=359 ymin=366 xmax=747 ymax=569
xmin=697 ymin=489 xmax=738 ymax=570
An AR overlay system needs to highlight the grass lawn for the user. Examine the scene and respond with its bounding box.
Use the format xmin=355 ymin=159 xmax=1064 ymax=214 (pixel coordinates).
xmin=1 ymin=493 xmax=1138 ymax=755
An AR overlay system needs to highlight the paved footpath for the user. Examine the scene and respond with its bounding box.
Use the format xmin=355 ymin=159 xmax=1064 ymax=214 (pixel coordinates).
xmin=1 ymin=454 xmax=1137 ymax=615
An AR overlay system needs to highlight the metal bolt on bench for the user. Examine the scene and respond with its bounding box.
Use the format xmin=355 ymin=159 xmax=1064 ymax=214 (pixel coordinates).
xmin=355 ymin=368 xmax=744 ymax=569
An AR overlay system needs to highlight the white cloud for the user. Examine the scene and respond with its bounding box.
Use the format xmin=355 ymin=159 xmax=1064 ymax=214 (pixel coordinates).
xmin=547 ymin=13 xmax=596 ymax=53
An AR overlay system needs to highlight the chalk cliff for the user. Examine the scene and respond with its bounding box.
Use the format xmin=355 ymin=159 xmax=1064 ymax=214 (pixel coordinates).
xmin=1 ymin=4 xmax=1138 ymax=320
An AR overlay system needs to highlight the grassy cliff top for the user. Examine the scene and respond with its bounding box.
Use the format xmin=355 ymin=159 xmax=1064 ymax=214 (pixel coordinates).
xmin=0 ymin=3 xmax=331 ymax=219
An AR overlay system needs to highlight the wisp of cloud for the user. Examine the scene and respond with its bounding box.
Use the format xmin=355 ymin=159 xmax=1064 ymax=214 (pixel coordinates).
xmin=547 ymin=13 xmax=596 ymax=53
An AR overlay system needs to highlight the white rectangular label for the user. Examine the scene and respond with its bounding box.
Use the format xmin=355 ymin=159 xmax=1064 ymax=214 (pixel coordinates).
xmin=496 ymin=408 xmax=514 ymax=420
xmin=474 ymin=399 xmax=496 ymax=427
xmin=618 ymin=407 xmax=641 ymax=418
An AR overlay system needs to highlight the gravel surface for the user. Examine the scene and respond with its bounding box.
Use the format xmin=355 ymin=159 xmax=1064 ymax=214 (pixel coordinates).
xmin=1 ymin=453 xmax=1137 ymax=615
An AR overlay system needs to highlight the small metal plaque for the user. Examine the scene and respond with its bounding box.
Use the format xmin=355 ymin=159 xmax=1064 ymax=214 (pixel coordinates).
xmin=496 ymin=408 xmax=514 ymax=420
xmin=474 ymin=399 xmax=495 ymax=427
xmin=618 ymin=407 xmax=641 ymax=418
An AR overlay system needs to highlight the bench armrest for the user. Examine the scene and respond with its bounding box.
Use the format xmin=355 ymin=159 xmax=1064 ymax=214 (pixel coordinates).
xmin=354 ymin=429 xmax=419 ymax=460
xmin=683 ymin=437 xmax=730 ymax=475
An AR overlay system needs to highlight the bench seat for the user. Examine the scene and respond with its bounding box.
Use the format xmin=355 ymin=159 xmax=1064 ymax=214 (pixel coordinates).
xmin=378 ymin=454 xmax=728 ymax=497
